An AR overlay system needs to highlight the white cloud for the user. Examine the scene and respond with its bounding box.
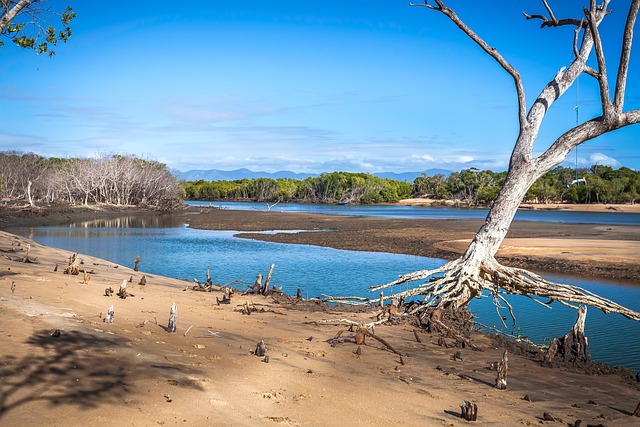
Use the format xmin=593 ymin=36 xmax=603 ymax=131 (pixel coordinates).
xmin=586 ymin=153 xmax=622 ymax=168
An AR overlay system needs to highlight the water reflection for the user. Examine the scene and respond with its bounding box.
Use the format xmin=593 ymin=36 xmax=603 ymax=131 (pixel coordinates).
xmin=67 ymin=215 xmax=184 ymax=229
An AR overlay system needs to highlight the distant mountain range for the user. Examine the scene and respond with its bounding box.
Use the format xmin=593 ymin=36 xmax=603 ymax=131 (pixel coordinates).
xmin=177 ymin=168 xmax=452 ymax=182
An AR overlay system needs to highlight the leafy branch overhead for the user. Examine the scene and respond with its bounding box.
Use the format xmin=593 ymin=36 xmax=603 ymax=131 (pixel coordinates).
xmin=0 ymin=0 xmax=76 ymax=56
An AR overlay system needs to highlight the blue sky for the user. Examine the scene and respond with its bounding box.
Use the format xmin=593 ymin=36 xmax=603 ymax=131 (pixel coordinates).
xmin=1 ymin=1 xmax=638 ymax=174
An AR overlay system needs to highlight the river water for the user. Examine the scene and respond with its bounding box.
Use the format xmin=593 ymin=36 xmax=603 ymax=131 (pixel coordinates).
xmin=8 ymin=204 xmax=640 ymax=373
xmin=188 ymin=200 xmax=640 ymax=225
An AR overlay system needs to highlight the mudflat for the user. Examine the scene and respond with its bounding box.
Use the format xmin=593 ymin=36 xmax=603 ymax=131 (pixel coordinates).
xmin=1 ymin=205 xmax=639 ymax=426
xmin=178 ymin=206 xmax=640 ymax=283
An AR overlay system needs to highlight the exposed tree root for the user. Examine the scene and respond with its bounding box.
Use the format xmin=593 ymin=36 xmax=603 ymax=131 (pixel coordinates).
xmin=371 ymin=256 xmax=640 ymax=322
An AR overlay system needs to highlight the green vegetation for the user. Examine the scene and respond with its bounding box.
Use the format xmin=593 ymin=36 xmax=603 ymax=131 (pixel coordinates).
xmin=185 ymin=166 xmax=639 ymax=205
xmin=1 ymin=4 xmax=76 ymax=57
xmin=185 ymin=172 xmax=413 ymax=204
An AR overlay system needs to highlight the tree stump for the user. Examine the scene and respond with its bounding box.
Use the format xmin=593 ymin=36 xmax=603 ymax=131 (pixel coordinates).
xmin=495 ymin=349 xmax=508 ymax=390
xmin=104 ymin=305 xmax=114 ymax=323
xmin=262 ymin=264 xmax=275 ymax=295
xmin=255 ymin=340 xmax=267 ymax=357
xmin=20 ymin=243 xmax=31 ymax=263
xmin=460 ymin=400 xmax=478 ymax=421
xmin=117 ymin=280 xmax=127 ymax=299
xmin=167 ymin=303 xmax=177 ymax=333
xmin=134 ymin=255 xmax=140 ymax=271
xmin=545 ymin=305 xmax=589 ymax=366
xmin=216 ymin=287 xmax=232 ymax=305
xmin=250 ymin=274 xmax=263 ymax=294
xmin=389 ymin=298 xmax=400 ymax=318
xmin=355 ymin=322 xmax=368 ymax=345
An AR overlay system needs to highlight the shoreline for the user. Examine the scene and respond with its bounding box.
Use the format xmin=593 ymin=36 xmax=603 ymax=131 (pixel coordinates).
xmin=2 ymin=203 xmax=639 ymax=283
xmin=177 ymin=206 xmax=640 ymax=284
xmin=396 ymin=197 xmax=640 ymax=213
xmin=1 ymin=206 xmax=640 ymax=425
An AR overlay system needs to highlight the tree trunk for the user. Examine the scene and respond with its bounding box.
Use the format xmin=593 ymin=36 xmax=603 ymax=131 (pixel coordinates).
xmin=26 ymin=180 xmax=35 ymax=207
xmin=545 ymin=305 xmax=589 ymax=366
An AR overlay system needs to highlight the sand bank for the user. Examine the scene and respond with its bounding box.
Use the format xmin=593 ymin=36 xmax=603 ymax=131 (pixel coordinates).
xmin=1 ymin=207 xmax=639 ymax=426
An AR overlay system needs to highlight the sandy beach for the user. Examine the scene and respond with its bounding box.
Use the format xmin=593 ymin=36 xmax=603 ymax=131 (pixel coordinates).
xmin=1 ymin=205 xmax=639 ymax=426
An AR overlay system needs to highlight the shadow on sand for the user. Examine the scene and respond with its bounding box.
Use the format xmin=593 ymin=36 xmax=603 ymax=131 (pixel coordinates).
xmin=0 ymin=329 xmax=130 ymax=418
xmin=0 ymin=328 xmax=203 ymax=419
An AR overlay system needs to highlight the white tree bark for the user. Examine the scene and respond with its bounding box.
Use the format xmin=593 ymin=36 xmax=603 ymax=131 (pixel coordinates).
xmin=378 ymin=0 xmax=640 ymax=320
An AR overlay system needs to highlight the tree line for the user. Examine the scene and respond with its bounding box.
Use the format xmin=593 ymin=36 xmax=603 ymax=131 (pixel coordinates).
xmin=0 ymin=152 xmax=183 ymax=209
xmin=186 ymin=166 xmax=639 ymax=205
xmin=185 ymin=172 xmax=413 ymax=204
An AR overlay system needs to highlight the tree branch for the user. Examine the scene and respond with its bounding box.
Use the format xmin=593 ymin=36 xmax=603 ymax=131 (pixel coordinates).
xmin=585 ymin=1 xmax=615 ymax=121
xmin=614 ymin=0 xmax=640 ymax=112
xmin=0 ymin=0 xmax=36 ymax=34
xmin=536 ymin=109 xmax=640 ymax=172
xmin=413 ymin=0 xmax=528 ymax=137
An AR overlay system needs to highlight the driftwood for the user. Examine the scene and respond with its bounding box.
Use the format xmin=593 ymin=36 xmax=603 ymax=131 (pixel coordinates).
xmin=495 ymin=350 xmax=508 ymax=390
xmin=139 ymin=275 xmax=146 ymax=286
xmin=104 ymin=305 xmax=114 ymax=323
xmin=134 ymin=255 xmax=140 ymax=271
xmin=544 ymin=305 xmax=589 ymax=366
xmin=184 ymin=325 xmax=193 ymax=337
xmin=167 ymin=303 xmax=177 ymax=333
xmin=460 ymin=400 xmax=478 ymax=421
xmin=364 ymin=330 xmax=403 ymax=356
xmin=351 ymin=322 xmax=403 ymax=355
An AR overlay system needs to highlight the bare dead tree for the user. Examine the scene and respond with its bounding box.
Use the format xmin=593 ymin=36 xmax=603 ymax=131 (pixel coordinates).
xmin=374 ymin=1 xmax=640 ymax=320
